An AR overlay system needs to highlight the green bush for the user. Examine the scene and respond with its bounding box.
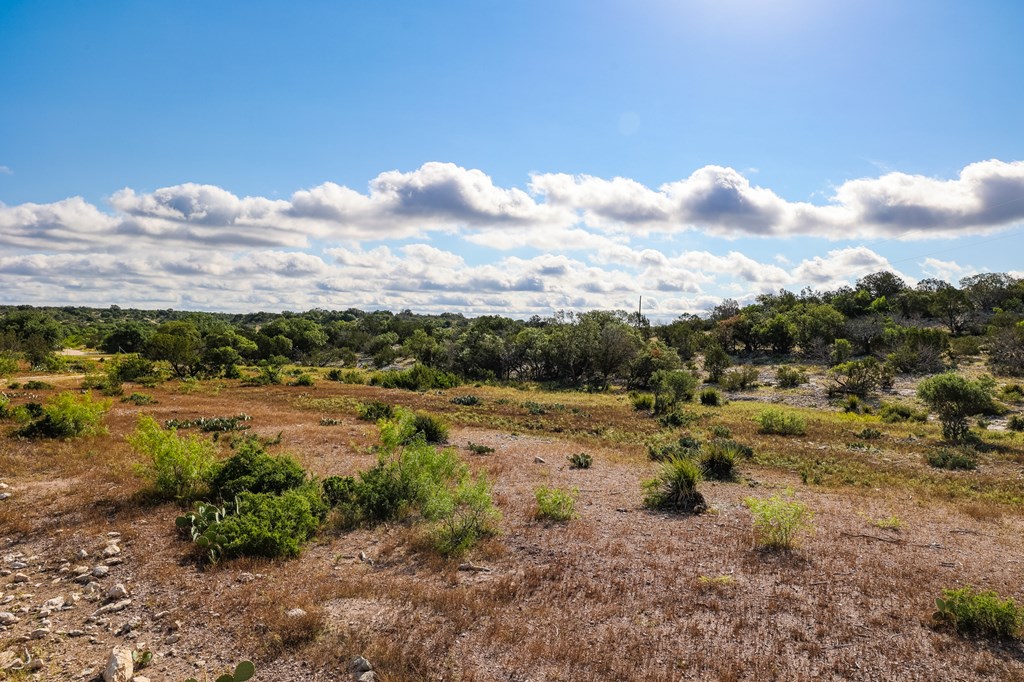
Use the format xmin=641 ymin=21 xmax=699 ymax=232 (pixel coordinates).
xmin=926 ymin=448 xmax=978 ymax=471
xmin=755 ymin=409 xmax=807 ymax=436
xmin=630 ymin=392 xmax=655 ymax=411
xmin=16 ymin=391 xmax=111 ymax=439
xmin=647 ymin=433 xmax=701 ymax=461
xmin=370 ymin=363 xmax=459 ymax=391
xmin=321 ymin=475 xmax=358 ymax=508
xmin=776 ymin=366 xmax=809 ymax=389
xmin=1008 ymin=415 xmax=1024 ymax=432
xmin=427 ymin=474 xmax=500 ymax=557
xmin=23 ymin=380 xmax=53 ymax=390
xmin=651 ymin=369 xmax=698 ymax=415
xmin=658 ymin=409 xmax=698 ymax=428
xmin=450 ymin=394 xmax=481 ymax=406
xmin=699 ymin=388 xmax=721 ymax=406
xmin=744 ymin=493 xmax=813 ymax=550
xmin=828 ymin=358 xmax=893 ymax=397
xmin=405 ymin=412 xmax=449 ymax=444
xmin=292 ymin=373 xmax=315 ymax=387
xmin=165 ymin=414 xmax=252 ymax=432
xmin=918 ymin=372 xmax=996 ymax=442
xmin=467 ymin=441 xmax=495 ymax=455
xmin=108 ymin=354 xmax=158 ymax=383
xmin=0 ymin=352 xmax=19 ymax=377
xmin=211 ymin=486 xmax=327 ymax=559
xmin=856 ymin=427 xmax=882 ymax=440
xmin=879 ymin=401 xmax=928 ymax=423
xmin=129 ymin=416 xmax=218 ymax=501
xmin=533 ymin=485 xmax=578 ymax=522
xmin=567 ymin=452 xmax=593 ymax=469
xmin=121 ymin=392 xmax=155 ymax=405
xmin=934 ymin=587 xmax=1022 ymax=639
xmin=211 ymin=438 xmax=308 ymax=499
xmin=356 ymin=400 xmax=395 ymax=422
xmin=642 ymin=457 xmax=706 ymax=513
xmin=1000 ymin=383 xmax=1024 ymax=403
xmin=698 ymin=440 xmax=742 ymax=481
xmin=720 ymin=366 xmax=759 ymax=391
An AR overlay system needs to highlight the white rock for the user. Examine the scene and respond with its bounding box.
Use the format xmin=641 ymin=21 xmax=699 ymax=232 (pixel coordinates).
xmin=12 ymin=573 xmax=29 ymax=583
xmin=350 ymin=656 xmax=372 ymax=673
xmin=76 ymin=549 xmax=89 ymax=560
xmin=92 ymin=565 xmax=110 ymax=578
xmin=102 ymin=545 xmax=121 ymax=558
xmin=0 ymin=611 xmax=19 ymax=625
xmin=358 ymin=673 xmax=379 ymax=682
xmin=93 ymin=598 xmax=132 ymax=616
xmin=134 ymin=677 xmax=151 ymax=682
xmin=102 ymin=646 xmax=133 ymax=682
xmin=30 ymin=627 xmax=50 ymax=639
xmin=534 ymin=456 xmax=546 ymax=463
xmin=0 ymin=493 xmax=10 ymax=501
xmin=42 ymin=595 xmax=65 ymax=611
xmin=164 ymin=633 xmax=180 ymax=645
xmin=106 ymin=583 xmax=128 ymax=601
xmin=285 ymin=607 xmax=307 ymax=618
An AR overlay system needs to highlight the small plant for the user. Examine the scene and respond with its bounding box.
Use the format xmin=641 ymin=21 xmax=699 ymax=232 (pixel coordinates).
xmin=658 ymin=409 xmax=698 ymax=428
xmin=999 ymin=383 xmax=1024 ymax=403
xmin=450 ymin=394 xmax=481 ymax=406
xmin=132 ymin=648 xmax=153 ymax=669
xmin=755 ymin=408 xmax=807 ymax=436
xmin=744 ymin=493 xmax=813 ymax=550
xmin=185 ymin=660 xmax=256 ymax=682
xmin=696 ymin=574 xmax=735 ymax=590
xmin=467 ymin=441 xmax=495 ymax=455
xmin=863 ymin=514 xmax=902 ymax=531
xmin=630 ymin=392 xmax=656 ymax=411
xmin=842 ymin=395 xmax=863 ymax=414
xmin=647 ymin=433 xmax=701 ymax=461
xmin=428 ymin=474 xmax=501 ymax=557
xmin=918 ymin=372 xmax=996 ymax=443
xmin=642 ymin=457 xmax=706 ymax=513
xmin=855 ymin=427 xmax=882 ymax=440
xmin=776 ymin=365 xmax=808 ymax=388
xmin=567 ymin=452 xmax=593 ymax=469
xmin=23 ymin=380 xmax=53 ymax=390
xmin=15 ymin=391 xmax=111 ymax=439
xmin=533 ymin=485 xmax=578 ymax=522
xmin=934 ymin=587 xmax=1022 ymax=639
xmin=926 ymin=447 xmax=978 ymax=471
xmin=709 ymin=424 xmax=732 ymax=438
xmin=165 ymin=414 xmax=253 ymax=432
xmin=319 ymin=417 xmax=343 ymax=426
xmin=130 ymin=416 xmax=218 ymax=501
xmin=698 ymin=439 xmax=745 ymax=481
xmin=1007 ymin=415 xmax=1024 ymax=432
xmin=406 ymin=412 xmax=449 ymax=444
xmin=211 ymin=437 xmax=308 ymax=499
xmin=122 ymin=392 xmax=155 ymax=405
xmin=356 ymin=400 xmax=395 ymax=422
xmin=699 ymin=388 xmax=721 ymax=406
xmin=291 ymin=373 xmax=315 ymax=387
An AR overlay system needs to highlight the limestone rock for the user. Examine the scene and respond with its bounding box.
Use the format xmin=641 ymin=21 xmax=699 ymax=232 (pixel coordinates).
xmin=102 ymin=646 xmax=133 ymax=682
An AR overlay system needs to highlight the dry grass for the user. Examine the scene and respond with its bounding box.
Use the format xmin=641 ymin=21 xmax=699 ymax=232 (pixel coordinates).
xmin=2 ymin=372 xmax=1024 ymax=680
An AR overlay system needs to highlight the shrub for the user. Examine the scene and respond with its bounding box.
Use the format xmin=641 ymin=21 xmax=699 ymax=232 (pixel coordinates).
xmin=879 ymin=401 xmax=928 ymax=423
xmin=926 ymin=447 xmax=978 ymax=471
xmin=755 ymin=408 xmax=807 ymax=436
xmin=828 ymin=358 xmax=893 ymax=397
xmin=934 ymin=587 xmax=1022 ymax=639
xmin=720 ymin=366 xmax=759 ymax=391
xmin=327 ymin=368 xmax=365 ymax=384
xmin=744 ymin=493 xmax=813 ymax=550
xmin=642 ymin=457 xmax=706 ymax=513
xmin=370 ymin=363 xmax=459 ymax=391
xmin=211 ymin=438 xmax=308 ymax=499
xmin=776 ymin=366 xmax=809 ymax=389
xmin=108 ymin=354 xmax=158 ymax=384
xmin=319 ymin=417 xmax=342 ymax=426
xmin=658 ymin=409 xmax=698 ymax=428
xmin=918 ymin=372 xmax=996 ymax=442
xmin=210 ymin=486 xmax=327 ymax=559
xmin=129 ymin=416 xmax=218 ymax=501
xmin=16 ymin=391 xmax=111 ymax=439
xmin=651 ymin=369 xmax=698 ymax=415
xmin=292 ymin=373 xmax=315 ymax=387
xmin=165 ymin=414 xmax=252 ymax=432
xmin=699 ymin=388 xmax=721 ymax=406
xmin=406 ymin=412 xmax=449 ymax=444
xmin=856 ymin=427 xmax=882 ymax=440
xmin=648 ymin=433 xmax=701 ymax=461
xmin=427 ymin=474 xmax=500 ymax=557
xmin=0 ymin=352 xmax=19 ymax=377
xmin=698 ymin=440 xmax=738 ymax=481
xmin=321 ymin=475 xmax=357 ymax=507
xmin=709 ymin=424 xmax=732 ymax=438
xmin=948 ymin=336 xmax=983 ymax=360
xmin=1008 ymin=415 xmax=1024 ymax=432
xmin=122 ymin=392 xmax=155 ymax=405
xmin=567 ymin=452 xmax=593 ymax=469
xmin=533 ymin=486 xmax=578 ymax=522
xmin=630 ymin=392 xmax=656 ymax=411
xmin=450 ymin=394 xmax=481 ymax=406
xmin=356 ymin=400 xmax=395 ymax=422
xmin=23 ymin=380 xmax=53 ymax=390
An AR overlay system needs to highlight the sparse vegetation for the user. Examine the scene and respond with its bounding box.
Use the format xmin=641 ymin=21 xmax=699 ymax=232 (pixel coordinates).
xmin=918 ymin=372 xmax=996 ymax=442
xmin=130 ymin=416 xmax=218 ymax=501
xmin=776 ymin=365 xmax=809 ymax=388
xmin=15 ymin=390 xmax=111 ymax=439
xmin=642 ymin=457 xmax=706 ymax=513
xmin=934 ymin=587 xmax=1022 ymax=640
xmin=567 ymin=452 xmax=593 ymax=469
xmin=533 ymin=485 xmax=578 ymax=521
xmin=699 ymin=388 xmax=721 ymax=406
xmin=926 ymin=447 xmax=978 ymax=471
xmin=744 ymin=493 xmax=813 ymax=550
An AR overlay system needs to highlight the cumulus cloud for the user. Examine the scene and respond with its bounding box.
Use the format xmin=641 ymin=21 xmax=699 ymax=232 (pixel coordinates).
xmin=3 ymin=160 xmax=1023 ymax=253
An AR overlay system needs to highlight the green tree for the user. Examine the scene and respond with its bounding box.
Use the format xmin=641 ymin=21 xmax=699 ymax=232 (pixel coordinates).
xmin=145 ymin=321 xmax=203 ymax=378
xmin=917 ymin=372 xmax=995 ymax=442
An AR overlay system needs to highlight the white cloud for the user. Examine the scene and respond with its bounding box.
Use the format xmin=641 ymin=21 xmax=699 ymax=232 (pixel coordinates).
xmin=0 ymin=165 xmax=13 ymax=175
xmin=919 ymin=257 xmax=975 ymax=283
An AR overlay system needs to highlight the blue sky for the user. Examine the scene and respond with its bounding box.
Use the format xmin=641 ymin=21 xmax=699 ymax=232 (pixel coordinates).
xmin=2 ymin=0 xmax=1023 ymax=318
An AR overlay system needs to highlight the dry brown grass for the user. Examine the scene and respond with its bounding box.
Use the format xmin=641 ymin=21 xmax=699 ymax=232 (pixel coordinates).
xmin=2 ymin=375 xmax=1024 ymax=680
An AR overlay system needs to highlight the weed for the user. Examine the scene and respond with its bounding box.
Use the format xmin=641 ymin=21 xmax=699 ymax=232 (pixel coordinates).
xmin=1007 ymin=415 xmax=1024 ymax=432
xmin=630 ymin=392 xmax=655 ymax=411
xmin=720 ymin=366 xmax=759 ymax=391
xmin=856 ymin=427 xmax=882 ymax=440
xmin=165 ymin=414 xmax=252 ymax=432
xmin=934 ymin=587 xmax=1022 ymax=639
xmin=533 ymin=485 xmax=578 ymax=522
xmin=370 ymin=363 xmax=459 ymax=391
xmin=863 ymin=514 xmax=902 ymax=531
xmin=999 ymin=383 xmax=1024 ymax=403
xmin=319 ymin=417 xmax=343 ymax=426
xmin=185 ymin=660 xmax=255 ymax=682
xmin=467 ymin=441 xmax=495 ymax=455
xmin=879 ymin=401 xmax=928 ymax=423
xmin=698 ymin=439 xmax=746 ymax=481
xmin=292 ymin=373 xmax=315 ymax=387
xmin=658 ymin=409 xmax=698 ymax=428
xmin=744 ymin=493 xmax=813 ymax=551
xmin=567 ymin=452 xmax=593 ymax=469
xmin=129 ymin=416 xmax=218 ymax=501
xmin=121 ymin=392 xmax=155 ymax=405
xmin=926 ymin=448 xmax=978 ymax=471
xmin=15 ymin=391 xmax=111 ymax=439
xmin=642 ymin=457 xmax=706 ymax=513
xmin=697 ymin=575 xmax=736 ymax=590
xmin=23 ymin=380 xmax=53 ymax=390
xmin=709 ymin=424 xmax=732 ymax=438
xmin=754 ymin=408 xmax=807 ymax=436
xmin=450 ymin=394 xmax=481 ymax=406
xmin=427 ymin=474 xmax=501 ymax=557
